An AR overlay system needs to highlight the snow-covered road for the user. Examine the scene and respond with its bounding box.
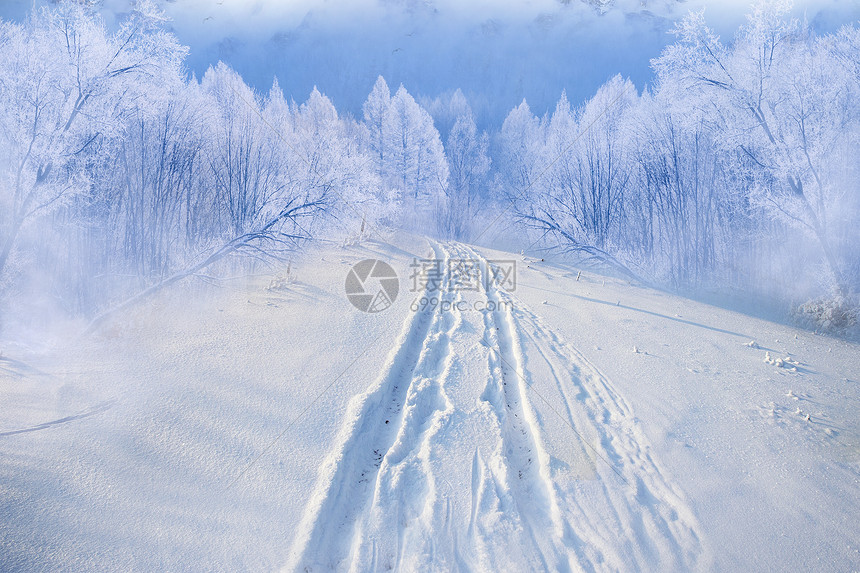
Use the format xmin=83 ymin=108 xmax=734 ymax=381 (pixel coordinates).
xmin=289 ymin=241 xmax=708 ymax=571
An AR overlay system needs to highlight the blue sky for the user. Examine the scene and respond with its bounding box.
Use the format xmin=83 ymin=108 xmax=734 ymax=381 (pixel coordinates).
xmin=3 ymin=0 xmax=858 ymax=123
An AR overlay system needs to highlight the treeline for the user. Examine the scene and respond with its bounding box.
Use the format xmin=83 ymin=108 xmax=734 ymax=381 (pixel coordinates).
xmin=498 ymin=3 xmax=860 ymax=309
xmin=0 ymin=1 xmax=858 ymax=328
xmin=0 ymin=4 xmax=390 ymax=318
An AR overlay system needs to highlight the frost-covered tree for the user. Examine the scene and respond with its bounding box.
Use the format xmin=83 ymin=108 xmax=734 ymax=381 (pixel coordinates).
xmin=495 ymin=2 xmax=859 ymax=299
xmin=502 ymin=80 xmax=639 ymax=277
xmin=112 ymin=78 xmax=210 ymax=282
xmin=0 ymin=0 xmax=186 ymax=287
xmin=383 ymin=84 xmax=449 ymax=228
xmin=630 ymin=89 xmax=738 ymax=287
xmin=0 ymin=1 xmax=364 ymax=324
xmin=498 ymin=99 xmax=543 ymax=204
xmin=442 ymin=102 xmax=490 ymax=239
xmin=201 ymin=62 xmax=278 ymax=239
xmin=422 ymin=88 xmax=475 ymax=142
xmin=288 ymin=86 xmax=384 ymax=234
xmin=572 ymin=77 xmax=636 ymax=250
xmin=363 ymin=76 xmax=391 ymax=180
xmin=652 ymin=0 xmax=859 ymax=293
xmin=360 ymin=78 xmax=450 ymax=229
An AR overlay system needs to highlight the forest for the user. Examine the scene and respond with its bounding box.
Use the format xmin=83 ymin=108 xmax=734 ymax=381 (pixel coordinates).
xmin=1 ymin=0 xmax=858 ymax=334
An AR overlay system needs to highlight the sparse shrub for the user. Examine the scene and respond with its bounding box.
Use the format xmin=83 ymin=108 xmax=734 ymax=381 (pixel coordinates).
xmin=267 ymin=262 xmax=295 ymax=291
xmin=792 ymin=293 xmax=859 ymax=337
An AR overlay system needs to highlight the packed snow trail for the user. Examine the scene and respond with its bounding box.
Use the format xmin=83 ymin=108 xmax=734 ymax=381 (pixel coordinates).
xmin=463 ymin=244 xmax=710 ymax=571
xmin=288 ymin=242 xmax=452 ymax=570
xmin=288 ymin=241 xmax=710 ymax=572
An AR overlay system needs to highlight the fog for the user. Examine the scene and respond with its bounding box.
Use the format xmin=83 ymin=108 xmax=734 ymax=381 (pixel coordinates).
xmin=0 ymin=0 xmax=858 ymax=342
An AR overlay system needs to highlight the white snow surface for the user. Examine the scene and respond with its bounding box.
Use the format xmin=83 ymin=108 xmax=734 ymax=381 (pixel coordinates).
xmin=1 ymin=234 xmax=859 ymax=571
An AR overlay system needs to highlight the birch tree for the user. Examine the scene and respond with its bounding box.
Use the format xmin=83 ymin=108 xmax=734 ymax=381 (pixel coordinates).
xmin=652 ymin=0 xmax=858 ymax=293
xmin=0 ymin=0 xmax=186 ymax=285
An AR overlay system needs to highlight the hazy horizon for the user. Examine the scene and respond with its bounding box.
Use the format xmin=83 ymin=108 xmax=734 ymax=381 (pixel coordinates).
xmin=2 ymin=0 xmax=858 ymax=123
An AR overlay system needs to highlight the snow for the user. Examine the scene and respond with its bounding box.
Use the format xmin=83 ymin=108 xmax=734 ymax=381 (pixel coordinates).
xmin=2 ymin=234 xmax=858 ymax=571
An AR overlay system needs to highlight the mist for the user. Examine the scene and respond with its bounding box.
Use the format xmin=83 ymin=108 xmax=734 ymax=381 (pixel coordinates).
xmin=0 ymin=0 xmax=859 ymax=343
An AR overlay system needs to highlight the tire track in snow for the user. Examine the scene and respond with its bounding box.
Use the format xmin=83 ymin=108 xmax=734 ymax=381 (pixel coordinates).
xmin=353 ymin=244 xmax=464 ymax=572
xmin=465 ymin=242 xmax=709 ymax=571
xmin=288 ymin=241 xmax=459 ymax=572
xmin=512 ymin=301 xmax=710 ymax=570
xmin=461 ymin=243 xmax=573 ymax=571
xmin=290 ymin=240 xmax=709 ymax=572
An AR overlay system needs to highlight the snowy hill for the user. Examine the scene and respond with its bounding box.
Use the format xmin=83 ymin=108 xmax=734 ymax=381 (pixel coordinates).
xmin=1 ymin=234 xmax=858 ymax=571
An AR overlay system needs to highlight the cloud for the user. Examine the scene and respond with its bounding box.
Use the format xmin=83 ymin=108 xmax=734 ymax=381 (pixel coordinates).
xmin=2 ymin=0 xmax=857 ymax=123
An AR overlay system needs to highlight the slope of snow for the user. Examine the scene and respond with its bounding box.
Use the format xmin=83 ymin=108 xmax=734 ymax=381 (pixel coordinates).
xmin=1 ymin=234 xmax=858 ymax=571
